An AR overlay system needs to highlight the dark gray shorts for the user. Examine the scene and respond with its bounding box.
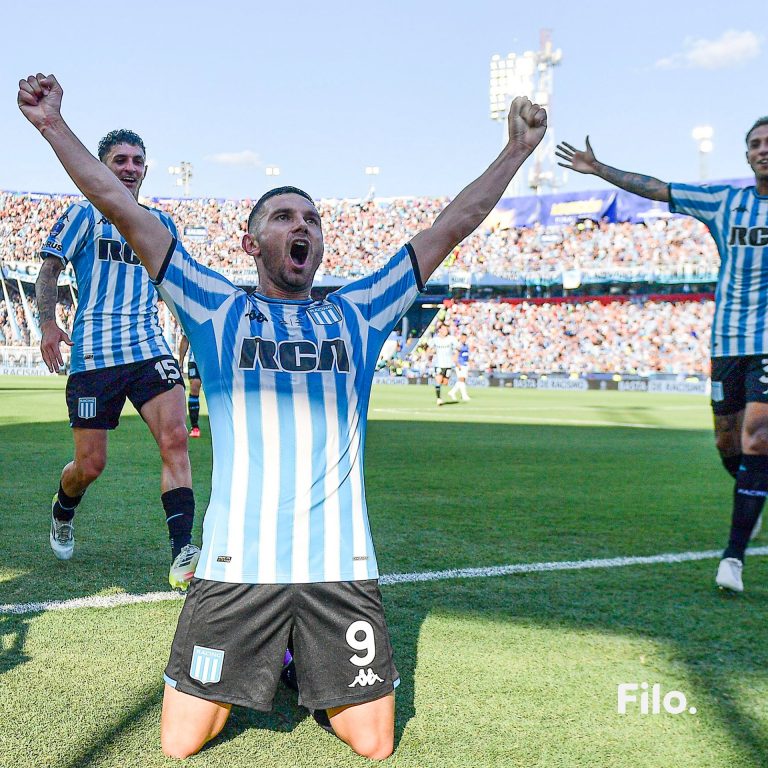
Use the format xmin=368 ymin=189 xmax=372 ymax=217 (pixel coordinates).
xmin=710 ymin=355 xmax=768 ymax=415
xmin=164 ymin=578 xmax=399 ymax=712
xmin=66 ymin=355 xmax=182 ymax=429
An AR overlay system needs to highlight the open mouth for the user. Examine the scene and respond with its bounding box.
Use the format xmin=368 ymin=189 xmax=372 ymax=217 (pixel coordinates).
xmin=290 ymin=240 xmax=309 ymax=266
xmin=121 ymin=177 xmax=137 ymax=187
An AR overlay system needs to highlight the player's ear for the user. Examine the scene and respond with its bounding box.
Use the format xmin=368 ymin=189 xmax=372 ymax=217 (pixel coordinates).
xmin=242 ymin=233 xmax=260 ymax=259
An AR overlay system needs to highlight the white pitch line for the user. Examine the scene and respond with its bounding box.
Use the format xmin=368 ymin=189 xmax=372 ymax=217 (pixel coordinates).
xmin=379 ymin=547 xmax=768 ymax=584
xmin=372 ymin=408 xmax=678 ymax=429
xmin=3 ymin=546 xmax=766 ymax=616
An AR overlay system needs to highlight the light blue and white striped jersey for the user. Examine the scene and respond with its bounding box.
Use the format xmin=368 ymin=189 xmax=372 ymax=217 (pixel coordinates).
xmin=40 ymin=201 xmax=177 ymax=373
xmin=155 ymin=238 xmax=423 ymax=584
xmin=669 ymin=183 xmax=768 ymax=357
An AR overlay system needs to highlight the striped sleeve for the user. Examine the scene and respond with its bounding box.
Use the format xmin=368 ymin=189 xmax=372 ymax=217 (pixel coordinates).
xmin=334 ymin=243 xmax=423 ymax=332
xmin=40 ymin=202 xmax=91 ymax=265
xmin=668 ymin=183 xmax=730 ymax=225
xmin=152 ymin=237 xmax=240 ymax=328
xmin=158 ymin=210 xmax=180 ymax=240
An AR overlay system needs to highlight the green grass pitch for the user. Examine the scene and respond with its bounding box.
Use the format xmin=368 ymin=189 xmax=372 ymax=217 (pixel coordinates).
xmin=2 ymin=376 xmax=768 ymax=767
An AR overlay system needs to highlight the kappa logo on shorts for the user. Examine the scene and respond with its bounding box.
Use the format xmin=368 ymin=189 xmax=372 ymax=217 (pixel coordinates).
xmin=190 ymin=645 xmax=225 ymax=684
xmin=77 ymin=397 xmax=97 ymax=419
xmin=348 ymin=668 xmax=384 ymax=688
xmin=711 ymin=382 xmax=724 ymax=402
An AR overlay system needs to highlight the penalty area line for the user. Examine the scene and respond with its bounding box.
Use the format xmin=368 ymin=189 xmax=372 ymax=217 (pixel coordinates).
xmin=3 ymin=546 xmax=766 ymax=616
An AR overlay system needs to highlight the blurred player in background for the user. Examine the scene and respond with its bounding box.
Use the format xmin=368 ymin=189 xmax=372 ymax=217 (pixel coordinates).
xmin=178 ymin=334 xmax=202 ymax=438
xmin=428 ymin=323 xmax=458 ymax=405
xmin=448 ymin=331 xmax=471 ymax=402
xmin=35 ymin=128 xmax=199 ymax=590
xmin=557 ymin=117 xmax=768 ymax=593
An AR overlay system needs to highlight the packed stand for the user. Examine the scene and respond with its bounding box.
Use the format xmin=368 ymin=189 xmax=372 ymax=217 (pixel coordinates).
xmin=406 ymin=299 xmax=713 ymax=377
xmin=0 ymin=291 xmax=75 ymax=347
xmin=1 ymin=191 xmax=719 ymax=283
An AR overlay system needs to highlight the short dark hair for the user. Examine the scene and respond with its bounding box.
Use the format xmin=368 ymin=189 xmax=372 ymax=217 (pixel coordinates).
xmin=746 ymin=117 xmax=768 ymax=144
xmin=97 ymin=129 xmax=146 ymax=161
xmin=247 ymin=186 xmax=315 ymax=233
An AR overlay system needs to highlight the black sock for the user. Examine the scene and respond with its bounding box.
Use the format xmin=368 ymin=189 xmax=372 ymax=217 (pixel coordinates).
xmin=54 ymin=483 xmax=83 ymax=522
xmin=435 ymin=386 xmax=441 ymax=399
xmin=162 ymin=487 xmax=195 ymax=560
xmin=721 ymin=453 xmax=742 ymax=480
xmin=188 ymin=395 xmax=200 ymax=428
xmin=723 ymin=454 xmax=768 ymax=561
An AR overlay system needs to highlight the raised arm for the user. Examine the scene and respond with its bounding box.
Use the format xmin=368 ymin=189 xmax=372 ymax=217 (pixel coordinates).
xmin=410 ymin=96 xmax=547 ymax=281
xmin=555 ymin=136 xmax=670 ymax=203
xmin=17 ymin=74 xmax=171 ymax=279
xmin=35 ymin=256 xmax=71 ymax=372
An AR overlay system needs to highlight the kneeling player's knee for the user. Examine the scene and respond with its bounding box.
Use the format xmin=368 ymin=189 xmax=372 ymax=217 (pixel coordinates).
xmin=161 ymin=732 xmax=204 ymax=760
xmin=347 ymin=732 xmax=394 ymax=761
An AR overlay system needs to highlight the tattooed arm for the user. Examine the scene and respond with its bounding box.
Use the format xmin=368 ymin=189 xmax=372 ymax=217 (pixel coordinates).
xmin=36 ymin=256 xmax=72 ymax=372
xmin=555 ymin=136 xmax=670 ymax=203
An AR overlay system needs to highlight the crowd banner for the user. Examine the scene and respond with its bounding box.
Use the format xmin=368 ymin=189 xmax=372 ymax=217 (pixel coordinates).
xmin=0 ymin=345 xmax=50 ymax=375
xmin=372 ymin=370 xmax=709 ymax=396
xmin=493 ymin=178 xmax=751 ymax=228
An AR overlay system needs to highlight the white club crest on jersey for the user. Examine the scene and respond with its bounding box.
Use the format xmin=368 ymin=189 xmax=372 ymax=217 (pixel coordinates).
xmin=307 ymin=303 xmax=343 ymax=326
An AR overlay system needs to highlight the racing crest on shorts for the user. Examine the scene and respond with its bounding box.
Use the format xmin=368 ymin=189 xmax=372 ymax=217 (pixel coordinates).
xmin=77 ymin=397 xmax=97 ymax=419
xmin=190 ymin=645 xmax=225 ymax=684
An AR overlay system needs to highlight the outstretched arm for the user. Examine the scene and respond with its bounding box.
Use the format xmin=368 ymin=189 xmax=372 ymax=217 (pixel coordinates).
xmin=17 ymin=74 xmax=171 ymax=279
xmin=555 ymin=136 xmax=670 ymax=203
xmin=35 ymin=256 xmax=72 ymax=372
xmin=410 ymin=97 xmax=547 ymax=281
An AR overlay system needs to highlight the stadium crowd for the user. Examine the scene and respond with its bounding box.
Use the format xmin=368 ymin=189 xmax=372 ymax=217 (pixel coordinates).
xmin=0 ymin=190 xmax=716 ymax=375
xmin=2 ymin=288 xmax=712 ymax=376
xmin=405 ymin=299 xmax=712 ymax=377
xmin=0 ymin=291 xmax=74 ymax=346
xmin=1 ymin=191 xmax=719 ymax=282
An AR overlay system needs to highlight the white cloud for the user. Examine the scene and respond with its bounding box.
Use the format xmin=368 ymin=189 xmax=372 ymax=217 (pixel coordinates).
xmin=656 ymin=29 xmax=761 ymax=70
xmin=206 ymin=150 xmax=262 ymax=167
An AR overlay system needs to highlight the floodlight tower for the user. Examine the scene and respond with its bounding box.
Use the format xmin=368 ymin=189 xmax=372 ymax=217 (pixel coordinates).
xmin=489 ymin=29 xmax=563 ymax=197
xmin=692 ymin=126 xmax=714 ymax=181
xmin=168 ymin=161 xmax=194 ymax=197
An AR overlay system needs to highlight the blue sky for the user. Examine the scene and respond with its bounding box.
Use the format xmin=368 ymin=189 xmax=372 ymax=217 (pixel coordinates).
xmin=2 ymin=0 xmax=764 ymax=201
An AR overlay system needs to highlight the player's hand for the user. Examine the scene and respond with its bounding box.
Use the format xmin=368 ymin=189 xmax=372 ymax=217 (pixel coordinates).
xmin=507 ymin=96 xmax=547 ymax=152
xmin=555 ymin=137 xmax=599 ymax=175
xmin=40 ymin=321 xmax=73 ymax=373
xmin=17 ymin=73 xmax=63 ymax=132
